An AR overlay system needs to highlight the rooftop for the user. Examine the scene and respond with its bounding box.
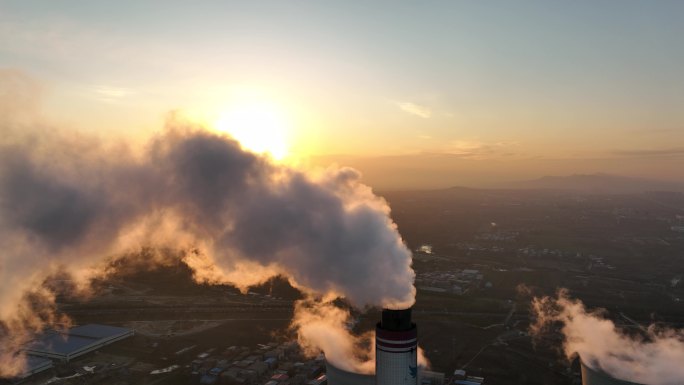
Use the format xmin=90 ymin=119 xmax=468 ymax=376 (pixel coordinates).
xmin=25 ymin=324 xmax=134 ymax=361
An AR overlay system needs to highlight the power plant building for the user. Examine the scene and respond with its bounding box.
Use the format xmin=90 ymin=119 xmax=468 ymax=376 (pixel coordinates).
xmin=17 ymin=356 xmax=53 ymax=379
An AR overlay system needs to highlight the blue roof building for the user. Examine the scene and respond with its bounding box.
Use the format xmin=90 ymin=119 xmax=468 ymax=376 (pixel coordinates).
xmin=25 ymin=324 xmax=134 ymax=362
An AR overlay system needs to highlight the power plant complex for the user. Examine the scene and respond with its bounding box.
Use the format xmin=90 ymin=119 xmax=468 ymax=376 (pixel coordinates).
xmin=326 ymin=308 xmax=419 ymax=385
xmin=325 ymin=312 xmax=656 ymax=385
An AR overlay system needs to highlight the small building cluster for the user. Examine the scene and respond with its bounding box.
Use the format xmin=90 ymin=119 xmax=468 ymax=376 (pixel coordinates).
xmin=416 ymin=269 xmax=487 ymax=295
xmin=188 ymin=342 xmax=328 ymax=385
xmin=450 ymin=369 xmax=485 ymax=385
xmin=5 ymin=314 xmax=499 ymax=385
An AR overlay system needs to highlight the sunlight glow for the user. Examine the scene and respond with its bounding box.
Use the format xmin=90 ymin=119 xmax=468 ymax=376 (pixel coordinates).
xmin=214 ymin=99 xmax=291 ymax=161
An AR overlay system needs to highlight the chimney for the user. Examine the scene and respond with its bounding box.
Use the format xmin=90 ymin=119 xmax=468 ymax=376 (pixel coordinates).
xmin=376 ymin=308 xmax=418 ymax=385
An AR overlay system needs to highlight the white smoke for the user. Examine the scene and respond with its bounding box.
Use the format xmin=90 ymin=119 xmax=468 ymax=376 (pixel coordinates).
xmin=0 ymin=70 xmax=416 ymax=376
xmin=293 ymin=300 xmax=376 ymax=374
xmin=292 ymin=300 xmax=430 ymax=375
xmin=531 ymin=290 xmax=684 ymax=385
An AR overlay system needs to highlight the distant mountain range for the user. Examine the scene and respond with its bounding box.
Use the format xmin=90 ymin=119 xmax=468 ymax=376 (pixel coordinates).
xmin=503 ymin=173 xmax=684 ymax=193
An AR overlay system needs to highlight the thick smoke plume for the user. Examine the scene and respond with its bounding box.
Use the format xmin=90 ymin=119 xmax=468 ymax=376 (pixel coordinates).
xmin=0 ymin=71 xmax=416 ymax=376
xmin=531 ymin=290 xmax=684 ymax=385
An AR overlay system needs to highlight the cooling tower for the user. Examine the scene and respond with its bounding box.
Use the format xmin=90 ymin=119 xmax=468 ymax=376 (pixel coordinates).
xmin=376 ymin=308 xmax=418 ymax=385
xmin=325 ymin=360 xmax=375 ymax=385
xmin=580 ymin=358 xmax=645 ymax=385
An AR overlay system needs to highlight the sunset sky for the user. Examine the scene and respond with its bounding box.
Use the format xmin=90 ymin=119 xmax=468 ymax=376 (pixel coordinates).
xmin=2 ymin=1 xmax=682 ymax=188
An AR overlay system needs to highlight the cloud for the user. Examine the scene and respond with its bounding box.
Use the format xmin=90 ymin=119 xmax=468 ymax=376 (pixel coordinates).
xmin=445 ymin=140 xmax=519 ymax=159
xmin=628 ymin=128 xmax=675 ymax=135
xmin=397 ymin=102 xmax=432 ymax=118
xmin=448 ymin=140 xmax=485 ymax=155
xmin=93 ymin=86 xmax=132 ymax=102
xmin=613 ymin=147 xmax=684 ymax=157
xmin=0 ymin=68 xmax=43 ymax=121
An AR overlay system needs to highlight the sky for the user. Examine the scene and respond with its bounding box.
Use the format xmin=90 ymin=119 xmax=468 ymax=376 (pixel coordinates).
xmin=1 ymin=1 xmax=683 ymax=188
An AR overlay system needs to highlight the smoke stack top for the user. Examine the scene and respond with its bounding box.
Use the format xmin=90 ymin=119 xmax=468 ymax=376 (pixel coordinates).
xmin=380 ymin=308 xmax=414 ymax=331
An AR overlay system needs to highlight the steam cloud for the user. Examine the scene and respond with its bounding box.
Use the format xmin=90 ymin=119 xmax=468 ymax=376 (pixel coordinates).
xmin=293 ymin=300 xmax=429 ymax=374
xmin=0 ymin=71 xmax=416 ymax=376
xmin=293 ymin=300 xmax=376 ymax=374
xmin=531 ymin=290 xmax=684 ymax=385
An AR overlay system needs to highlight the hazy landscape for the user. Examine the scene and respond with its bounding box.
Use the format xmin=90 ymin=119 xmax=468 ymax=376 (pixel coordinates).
xmin=2 ymin=2 xmax=683 ymax=385
xmin=4 ymin=183 xmax=681 ymax=384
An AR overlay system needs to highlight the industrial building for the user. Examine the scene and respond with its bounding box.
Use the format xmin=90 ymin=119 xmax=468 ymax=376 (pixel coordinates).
xmin=580 ymin=359 xmax=644 ymax=385
xmin=25 ymin=324 xmax=134 ymax=362
xmin=16 ymin=355 xmax=53 ymax=379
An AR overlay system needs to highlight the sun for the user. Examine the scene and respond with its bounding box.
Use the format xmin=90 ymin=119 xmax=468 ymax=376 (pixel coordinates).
xmin=214 ymin=99 xmax=291 ymax=160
